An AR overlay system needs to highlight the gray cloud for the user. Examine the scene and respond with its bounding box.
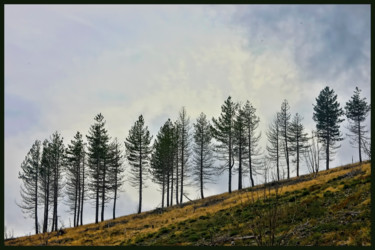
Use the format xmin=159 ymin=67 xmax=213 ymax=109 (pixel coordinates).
xmin=5 ymin=5 xmax=370 ymax=237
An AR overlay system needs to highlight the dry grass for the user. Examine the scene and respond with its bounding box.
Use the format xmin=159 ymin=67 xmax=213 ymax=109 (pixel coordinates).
xmin=5 ymin=161 xmax=371 ymax=246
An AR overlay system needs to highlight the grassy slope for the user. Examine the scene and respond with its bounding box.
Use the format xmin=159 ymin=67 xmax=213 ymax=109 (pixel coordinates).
xmin=5 ymin=161 xmax=371 ymax=246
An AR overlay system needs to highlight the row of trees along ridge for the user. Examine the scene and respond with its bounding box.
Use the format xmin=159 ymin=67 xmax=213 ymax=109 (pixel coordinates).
xmin=17 ymin=86 xmax=370 ymax=235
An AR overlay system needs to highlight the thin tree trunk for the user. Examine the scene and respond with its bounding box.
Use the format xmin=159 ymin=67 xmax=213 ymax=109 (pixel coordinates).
xmin=162 ymin=174 xmax=165 ymax=209
xmin=76 ymin=160 xmax=81 ymax=227
xmin=180 ymin=131 xmax=184 ymax=204
xmin=81 ymin=152 xmax=85 ymax=226
xmin=284 ymin=118 xmax=290 ymax=179
xmin=249 ymin=127 xmax=254 ymax=187
xmin=228 ymin=134 xmax=232 ymax=193
xmin=176 ymin=143 xmax=179 ymax=205
xmin=167 ymin=170 xmax=170 ymax=207
xmin=101 ymin=160 xmax=106 ymax=222
xmin=113 ymin=163 xmax=118 ymax=219
xmin=171 ymin=160 xmax=173 ymax=206
xmin=138 ymin=153 xmax=142 ymax=214
xmin=95 ymin=161 xmax=99 ymax=224
xmin=35 ymin=162 xmax=39 ymax=234
xmin=200 ymin=138 xmax=204 ymax=199
xmin=358 ymin=120 xmax=362 ymax=163
xmin=238 ymin=135 xmax=242 ymax=190
xmin=326 ymin=135 xmax=330 ymax=170
xmin=276 ymin=124 xmax=280 ymax=181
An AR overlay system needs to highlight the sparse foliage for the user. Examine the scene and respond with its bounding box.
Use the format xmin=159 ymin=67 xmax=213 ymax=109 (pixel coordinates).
xmin=344 ymin=87 xmax=371 ymax=163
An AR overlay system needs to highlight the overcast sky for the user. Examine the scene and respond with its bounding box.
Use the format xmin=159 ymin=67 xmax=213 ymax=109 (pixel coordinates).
xmin=4 ymin=5 xmax=370 ymax=237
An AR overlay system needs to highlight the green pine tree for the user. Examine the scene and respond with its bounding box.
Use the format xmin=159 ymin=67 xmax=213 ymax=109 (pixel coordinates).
xmin=313 ymin=86 xmax=344 ymax=170
xmin=211 ymin=96 xmax=238 ymax=193
xmin=17 ymin=140 xmax=41 ymax=235
xmin=125 ymin=115 xmax=153 ymax=214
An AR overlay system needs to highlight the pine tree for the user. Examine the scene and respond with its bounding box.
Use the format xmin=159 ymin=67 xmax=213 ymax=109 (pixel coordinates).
xmin=233 ymin=105 xmax=247 ymax=190
xmin=86 ymin=113 xmax=110 ymax=223
xmin=108 ymin=138 xmax=125 ymax=219
xmin=313 ymin=86 xmax=344 ymax=170
xmin=17 ymin=140 xmax=41 ymax=235
xmin=65 ymin=131 xmax=84 ymax=227
xmin=39 ymin=139 xmax=53 ymax=233
xmin=243 ymin=100 xmax=262 ymax=187
xmin=49 ymin=132 xmax=65 ymax=232
xmin=125 ymin=115 xmax=152 ymax=214
xmin=288 ymin=113 xmax=309 ymax=177
xmin=279 ymin=100 xmax=292 ymax=179
xmin=177 ymin=107 xmax=191 ymax=203
xmin=192 ymin=112 xmax=215 ymax=199
xmin=150 ymin=119 xmax=175 ymax=208
xmin=344 ymin=87 xmax=371 ymax=163
xmin=266 ymin=113 xmax=281 ymax=181
xmin=211 ymin=96 xmax=238 ymax=193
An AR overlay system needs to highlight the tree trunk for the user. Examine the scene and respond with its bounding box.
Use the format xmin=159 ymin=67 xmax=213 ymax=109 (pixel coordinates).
xmin=200 ymin=139 xmax=204 ymax=199
xmin=175 ymin=143 xmax=179 ymax=205
xmin=180 ymin=132 xmax=184 ymax=204
xmin=81 ymin=153 xmax=85 ymax=226
xmin=358 ymin=120 xmax=362 ymax=163
xmin=113 ymin=164 xmax=118 ymax=219
xmin=326 ymin=135 xmax=330 ymax=170
xmin=276 ymin=125 xmax=280 ymax=181
xmin=228 ymin=134 xmax=232 ymax=193
xmin=238 ymin=136 xmax=242 ymax=190
xmin=170 ymin=160 xmax=173 ymax=206
xmin=76 ymin=160 xmax=81 ymax=227
xmin=35 ymin=162 xmax=39 ymax=235
xmin=248 ymin=127 xmax=254 ymax=187
xmin=95 ymin=161 xmax=99 ymax=224
xmin=138 ymin=154 xmax=142 ymax=214
xmin=101 ymin=160 xmax=106 ymax=222
xmin=167 ymin=170 xmax=170 ymax=207
xmin=162 ymin=174 xmax=165 ymax=209
xmin=296 ymin=140 xmax=300 ymax=177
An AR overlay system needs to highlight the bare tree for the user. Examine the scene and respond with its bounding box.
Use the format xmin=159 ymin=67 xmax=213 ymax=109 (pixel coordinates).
xmin=304 ymin=130 xmax=322 ymax=176
xmin=344 ymin=87 xmax=371 ymax=163
xmin=266 ymin=113 xmax=282 ymax=181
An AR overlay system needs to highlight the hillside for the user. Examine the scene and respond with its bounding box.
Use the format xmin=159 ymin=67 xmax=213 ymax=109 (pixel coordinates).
xmin=5 ymin=161 xmax=371 ymax=246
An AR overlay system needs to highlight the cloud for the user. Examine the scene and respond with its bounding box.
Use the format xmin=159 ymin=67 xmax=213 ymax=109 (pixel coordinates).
xmin=5 ymin=5 xmax=370 ymax=237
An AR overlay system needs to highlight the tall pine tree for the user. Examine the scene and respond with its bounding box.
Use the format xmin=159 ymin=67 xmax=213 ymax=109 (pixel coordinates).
xmin=344 ymin=87 xmax=371 ymax=163
xmin=211 ymin=96 xmax=238 ymax=193
xmin=243 ymin=100 xmax=262 ymax=187
xmin=279 ymin=99 xmax=292 ymax=179
xmin=313 ymin=86 xmax=344 ymax=170
xmin=177 ymin=107 xmax=191 ymax=203
xmin=125 ymin=115 xmax=152 ymax=214
xmin=108 ymin=138 xmax=125 ymax=219
xmin=192 ymin=112 xmax=215 ymax=199
xmin=17 ymin=140 xmax=41 ymax=235
xmin=86 ymin=113 xmax=110 ymax=223
xmin=234 ymin=105 xmax=247 ymax=190
xmin=65 ymin=131 xmax=85 ymax=227
xmin=49 ymin=132 xmax=65 ymax=232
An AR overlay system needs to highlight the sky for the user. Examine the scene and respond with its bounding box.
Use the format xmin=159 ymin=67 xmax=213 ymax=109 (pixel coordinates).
xmin=4 ymin=5 xmax=371 ymax=237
